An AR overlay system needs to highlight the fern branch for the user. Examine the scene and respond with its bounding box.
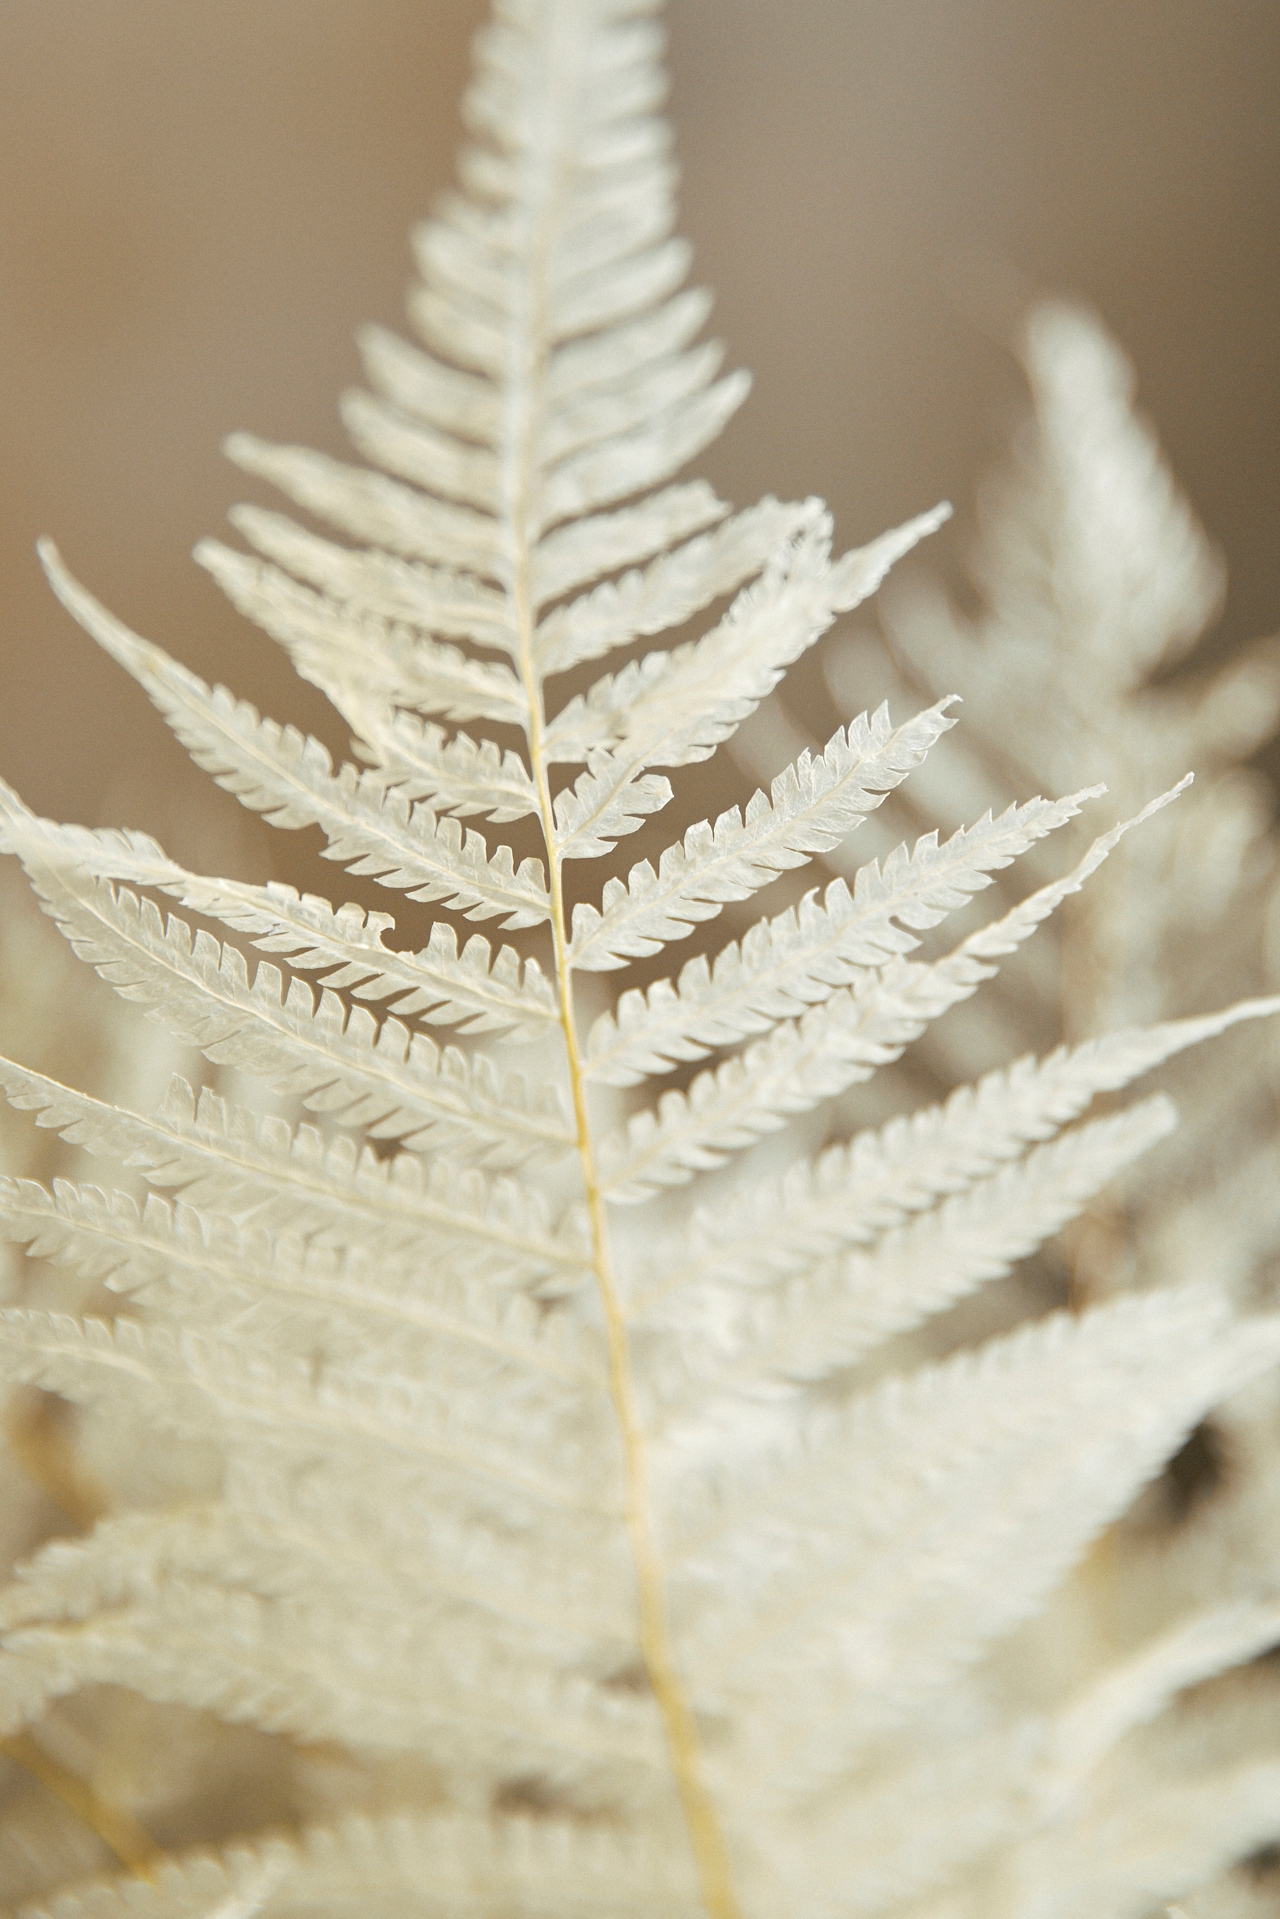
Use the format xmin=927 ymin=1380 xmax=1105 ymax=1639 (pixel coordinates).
xmin=659 ymin=1100 xmax=1178 ymax=1382
xmin=0 ymin=782 xmax=557 ymax=1044
xmin=0 ymin=1176 xmax=599 ymax=1388
xmin=228 ymin=502 xmax=517 ymax=652
xmin=2 ymin=1496 xmax=637 ymax=1671
xmin=533 ymin=477 xmax=728 ymax=604
xmin=10 ymin=1807 xmax=700 ymax=1918
xmin=163 ymin=874 xmax=556 ymax=1040
xmin=456 ymin=3 xmax=746 ymax=1905
xmin=0 ymin=1061 xmax=590 ymax=1290
xmin=569 ymin=698 xmax=957 ymax=968
xmin=673 ymin=1289 xmax=1280 ymax=1767
xmin=197 ymin=543 xmax=527 ymax=726
xmin=596 ymin=801 xmax=1171 ymax=1186
xmin=39 ymin=548 xmax=552 ymax=928
xmin=585 ymin=789 xmax=1099 ymax=1072
xmin=535 ymin=496 xmax=807 ymax=677
xmin=655 ymin=997 xmax=1280 ymax=1295
xmin=1 ymin=812 xmax=568 ymax=1168
xmin=0 ymin=1311 xmax=610 ymax=1524
xmin=0 ymin=1590 xmax=665 ymax=1781
xmin=545 ymin=506 xmax=948 ymax=774
xmin=225 ymin=431 xmax=507 ymax=577
xmin=352 ymin=710 xmax=538 ymax=823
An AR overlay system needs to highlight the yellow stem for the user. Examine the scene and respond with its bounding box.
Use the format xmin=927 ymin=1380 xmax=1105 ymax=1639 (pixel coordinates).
xmin=7 ymin=1392 xmax=109 ymax=1533
xmin=511 ymin=545 xmax=741 ymax=1919
xmin=5 ymin=1394 xmax=161 ymax=1876
xmin=2 ymin=1732 xmax=162 ymax=1879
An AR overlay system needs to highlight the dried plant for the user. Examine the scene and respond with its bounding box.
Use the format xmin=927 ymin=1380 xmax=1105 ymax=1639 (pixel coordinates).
xmin=0 ymin=5 xmax=1277 ymax=1917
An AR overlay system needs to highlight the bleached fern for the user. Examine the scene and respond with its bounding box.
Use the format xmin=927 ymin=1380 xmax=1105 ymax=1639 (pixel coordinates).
xmin=2 ymin=5 xmax=1279 ymax=1917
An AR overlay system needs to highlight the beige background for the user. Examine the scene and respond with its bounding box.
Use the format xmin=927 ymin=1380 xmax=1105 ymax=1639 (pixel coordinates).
xmin=0 ymin=1 xmax=1277 ymax=872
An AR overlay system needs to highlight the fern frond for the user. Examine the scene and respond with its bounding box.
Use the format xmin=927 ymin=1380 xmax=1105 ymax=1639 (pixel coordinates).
xmin=553 ymin=754 xmax=676 ymax=861
xmin=568 ymin=699 xmax=957 ymax=968
xmin=534 ymin=498 xmax=808 ymax=677
xmin=0 ymin=1062 xmax=589 ymax=1290
xmin=225 ymin=431 xmax=507 ymax=577
xmin=661 ymin=1101 xmax=1178 ymax=1385
xmin=195 ymin=543 xmax=528 ymax=727
xmin=160 ymin=876 xmax=556 ymax=1040
xmin=534 ymin=365 xmax=751 ymax=528
xmin=10 ymin=3 xmax=1279 ymax=1912
xmin=655 ymin=997 xmax=1280 ymax=1293
xmin=39 ymin=550 xmax=552 ymax=928
xmin=353 ymin=712 xmax=538 ymax=823
xmin=585 ymin=791 xmax=1098 ymax=1074
xmin=672 ymin=1288 xmax=1280 ymax=1759
xmin=0 ymin=1178 xmax=597 ymax=1387
xmin=532 ymin=479 xmax=729 ymax=603
xmin=8 ymin=1807 xmax=701 ymax=1919
xmin=227 ymin=500 xmax=516 ymax=650
xmin=0 ymin=1589 xmax=665 ymax=1786
xmin=0 ymin=1312 xmax=610 ymax=1521
xmin=0 ymin=1492 xmax=636 ymax=1675
xmin=546 ymin=507 xmax=948 ymax=772
xmin=0 ymin=781 xmax=556 ymax=1053
xmin=1042 ymin=1598 xmax=1280 ymax=1807
xmin=0 ymin=809 xmax=567 ymax=1167
xmin=599 ymin=796 xmax=1173 ymax=1186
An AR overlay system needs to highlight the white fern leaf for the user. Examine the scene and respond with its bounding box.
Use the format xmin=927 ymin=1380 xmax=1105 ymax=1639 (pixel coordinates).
xmin=539 ymin=329 xmax=726 ymax=469
xmin=357 ymin=314 xmax=502 ymax=437
xmin=1041 ymin=1598 xmax=1280 ymax=1811
xmin=0 ymin=1588 xmax=664 ymax=1787
xmin=585 ymin=790 xmax=1097 ymax=1075
xmin=0 ymin=1062 xmax=589 ymax=1290
xmin=0 ymin=783 xmax=555 ymax=1041
xmin=0 ymin=1492 xmax=636 ymax=1689
xmin=337 ymin=388 xmax=504 ymax=514
xmin=545 ymin=506 xmax=949 ymax=772
xmin=661 ymin=1101 xmax=1178 ymax=1384
xmin=568 ymin=698 xmax=957 ymax=968
xmin=531 ymin=477 xmax=728 ymax=604
xmin=354 ymin=711 xmax=537 ymax=823
xmin=553 ymin=754 xmax=675 ymax=860
xmin=168 ymin=878 xmax=558 ymax=1040
xmin=7 ymin=1808 xmax=700 ymax=1919
xmin=0 ymin=1179 xmax=598 ymax=1388
xmin=224 ymin=431 xmax=506 ymax=577
xmin=538 ymin=368 xmax=751 ymax=529
xmin=659 ymin=996 xmax=1280 ymax=1289
xmin=9 ymin=2 xmax=1279 ymax=1912
xmin=0 ymin=811 xmax=568 ymax=1168
xmin=38 ymin=549 xmax=551 ymax=927
xmin=672 ymin=1287 xmax=1280 ymax=1762
xmin=228 ymin=502 xmax=517 ymax=653
xmin=1017 ymin=300 xmax=1226 ymax=687
xmin=534 ymin=497 xmax=808 ymax=678
xmin=533 ymin=475 xmax=729 ymax=602
xmin=991 ymin=1705 xmax=1280 ymax=1919
xmin=194 ymin=542 xmax=527 ymax=728
xmin=598 ymin=793 xmax=1176 ymax=1174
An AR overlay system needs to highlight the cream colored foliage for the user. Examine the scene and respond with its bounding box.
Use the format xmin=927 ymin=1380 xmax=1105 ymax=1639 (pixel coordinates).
xmin=0 ymin=3 xmax=1278 ymax=1917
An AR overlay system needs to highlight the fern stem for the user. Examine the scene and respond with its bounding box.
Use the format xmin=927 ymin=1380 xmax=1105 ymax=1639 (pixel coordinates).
xmin=505 ymin=442 xmax=739 ymax=1919
xmin=4 ymin=1398 xmax=161 ymax=1877
xmin=7 ymin=1390 xmax=109 ymax=1532
xmin=1 ymin=1733 xmax=162 ymax=1880
xmin=493 ymin=17 xmax=743 ymax=1899
xmin=539 ymin=769 xmax=743 ymax=1917
xmin=515 ymin=608 xmax=742 ymax=1916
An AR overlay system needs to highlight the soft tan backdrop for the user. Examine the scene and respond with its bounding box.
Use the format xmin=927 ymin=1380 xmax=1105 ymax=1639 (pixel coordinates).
xmin=1 ymin=1 xmax=1277 ymax=871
